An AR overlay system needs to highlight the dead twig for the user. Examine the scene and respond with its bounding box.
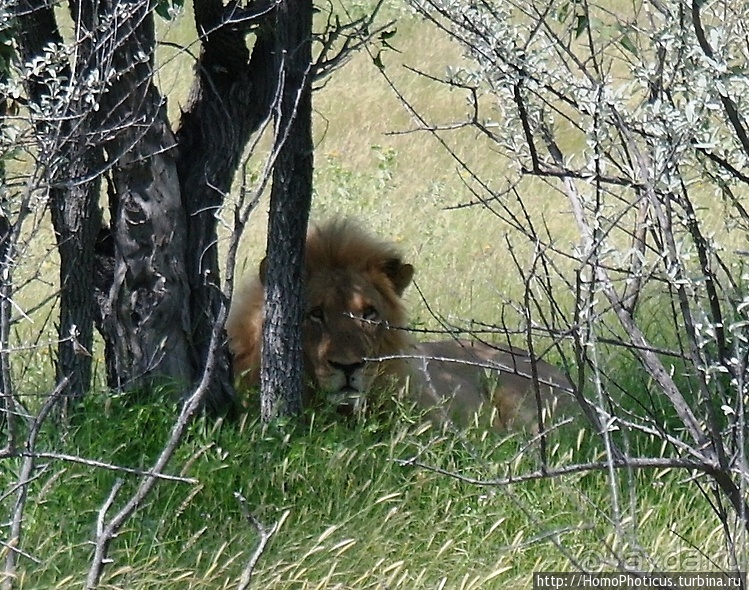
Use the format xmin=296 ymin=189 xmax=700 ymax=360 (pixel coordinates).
xmin=235 ymin=493 xmax=289 ymax=590
xmin=2 ymin=377 xmax=68 ymax=590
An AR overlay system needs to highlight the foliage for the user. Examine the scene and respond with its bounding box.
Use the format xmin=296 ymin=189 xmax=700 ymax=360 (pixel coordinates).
xmin=397 ymin=0 xmax=749 ymax=575
xmin=155 ymin=0 xmax=185 ymax=20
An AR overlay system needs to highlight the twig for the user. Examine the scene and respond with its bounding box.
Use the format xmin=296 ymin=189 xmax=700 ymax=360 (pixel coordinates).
xmin=690 ymin=0 xmax=749 ymax=156
xmin=95 ymin=479 xmax=125 ymax=544
xmin=2 ymin=377 xmax=67 ymax=590
xmin=396 ymin=455 xmax=711 ymax=487
xmin=369 ymin=352 xmax=574 ymax=393
xmin=85 ymin=301 xmax=229 ymax=588
xmin=235 ymin=494 xmax=288 ymax=590
xmin=12 ymin=451 xmax=198 ymax=484
xmin=0 ymin=540 xmax=41 ymax=565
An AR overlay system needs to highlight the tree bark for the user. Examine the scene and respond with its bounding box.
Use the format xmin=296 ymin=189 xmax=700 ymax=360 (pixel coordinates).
xmin=14 ymin=0 xmax=102 ymax=404
xmin=93 ymin=0 xmax=193 ymax=394
xmin=260 ymin=0 xmax=315 ymax=421
xmin=175 ymin=0 xmax=280 ymax=412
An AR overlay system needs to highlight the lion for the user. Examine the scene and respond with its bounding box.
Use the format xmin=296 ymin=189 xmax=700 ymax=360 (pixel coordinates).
xmin=226 ymin=219 xmax=575 ymax=431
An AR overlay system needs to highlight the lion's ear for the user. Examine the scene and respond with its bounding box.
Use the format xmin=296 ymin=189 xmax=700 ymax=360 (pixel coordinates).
xmin=382 ymin=258 xmax=414 ymax=296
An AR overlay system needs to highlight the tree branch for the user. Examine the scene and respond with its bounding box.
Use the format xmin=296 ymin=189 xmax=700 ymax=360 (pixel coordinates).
xmin=85 ymin=300 xmax=229 ymax=588
xmin=3 ymin=377 xmax=67 ymax=590
xmin=397 ymin=455 xmax=724 ymax=487
xmin=691 ymin=0 xmax=749 ymax=156
xmin=235 ymin=494 xmax=289 ymax=590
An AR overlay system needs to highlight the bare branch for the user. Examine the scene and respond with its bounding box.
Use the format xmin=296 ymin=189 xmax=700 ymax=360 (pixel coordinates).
xmin=3 ymin=377 xmax=67 ymax=590
xmin=85 ymin=298 xmax=229 ymax=588
xmin=397 ymin=455 xmax=713 ymax=487
xmin=690 ymin=0 xmax=749 ymax=156
xmin=235 ymin=494 xmax=289 ymax=590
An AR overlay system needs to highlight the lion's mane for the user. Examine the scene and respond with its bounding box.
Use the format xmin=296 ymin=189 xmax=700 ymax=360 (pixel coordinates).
xmin=226 ymin=219 xmax=415 ymax=404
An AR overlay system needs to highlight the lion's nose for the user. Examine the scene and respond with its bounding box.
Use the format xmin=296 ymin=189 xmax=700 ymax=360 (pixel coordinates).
xmin=329 ymin=360 xmax=365 ymax=378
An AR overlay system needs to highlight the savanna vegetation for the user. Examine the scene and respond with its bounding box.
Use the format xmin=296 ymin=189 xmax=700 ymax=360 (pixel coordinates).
xmin=1 ymin=0 xmax=748 ymax=588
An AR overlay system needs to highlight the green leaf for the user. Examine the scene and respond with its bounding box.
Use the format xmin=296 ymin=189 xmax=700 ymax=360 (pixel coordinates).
xmin=382 ymin=39 xmax=401 ymax=53
xmin=155 ymin=0 xmax=183 ymax=21
xmin=379 ymin=29 xmax=401 ymax=53
xmin=155 ymin=1 xmax=170 ymax=19
xmin=373 ymin=51 xmax=385 ymax=71
xmin=619 ymin=33 xmax=638 ymax=56
xmin=557 ymin=1 xmax=571 ymax=23
xmin=575 ymin=14 xmax=588 ymax=39
xmin=611 ymin=23 xmax=638 ymax=57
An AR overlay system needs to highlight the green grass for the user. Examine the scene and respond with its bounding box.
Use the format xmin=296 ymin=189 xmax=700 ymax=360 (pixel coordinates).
xmin=0 ymin=392 xmax=729 ymax=589
xmin=3 ymin=3 xmax=747 ymax=588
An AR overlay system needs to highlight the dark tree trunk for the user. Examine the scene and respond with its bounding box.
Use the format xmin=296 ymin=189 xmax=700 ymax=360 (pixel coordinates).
xmin=175 ymin=0 xmax=279 ymax=413
xmin=93 ymin=0 xmax=193 ymax=394
xmin=16 ymin=0 xmax=191 ymax=405
xmin=103 ymin=119 xmax=192 ymax=393
xmin=260 ymin=0 xmax=315 ymax=421
xmin=0 ymin=76 xmax=10 ymax=435
xmin=14 ymin=0 xmax=102 ymax=405
xmin=14 ymin=0 xmax=311 ymax=416
xmin=49 ymin=171 xmax=102 ymax=403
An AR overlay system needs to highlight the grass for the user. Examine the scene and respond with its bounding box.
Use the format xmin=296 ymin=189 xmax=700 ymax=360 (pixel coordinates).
xmin=3 ymin=2 xmax=747 ymax=588
xmin=0 ymin=391 xmax=729 ymax=589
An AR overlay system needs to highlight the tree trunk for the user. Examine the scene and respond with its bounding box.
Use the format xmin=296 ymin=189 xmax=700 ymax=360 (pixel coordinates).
xmin=15 ymin=0 xmax=306 ymax=415
xmin=175 ymin=0 xmax=279 ymax=413
xmin=93 ymin=0 xmax=193 ymax=394
xmin=14 ymin=0 xmax=102 ymax=404
xmin=103 ymin=117 xmax=192 ymax=393
xmin=260 ymin=0 xmax=315 ymax=421
xmin=50 ymin=174 xmax=102 ymax=404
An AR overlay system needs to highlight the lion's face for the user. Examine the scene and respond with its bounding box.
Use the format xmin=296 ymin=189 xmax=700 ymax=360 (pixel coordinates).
xmin=226 ymin=219 xmax=414 ymax=413
xmin=302 ymin=261 xmax=413 ymax=411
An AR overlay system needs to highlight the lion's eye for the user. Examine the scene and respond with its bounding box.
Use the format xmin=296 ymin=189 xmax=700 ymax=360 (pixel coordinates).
xmin=361 ymin=306 xmax=379 ymax=322
xmin=307 ymin=307 xmax=325 ymax=324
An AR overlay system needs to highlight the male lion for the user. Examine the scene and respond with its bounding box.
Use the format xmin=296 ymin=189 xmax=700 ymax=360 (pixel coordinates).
xmin=226 ymin=219 xmax=574 ymax=431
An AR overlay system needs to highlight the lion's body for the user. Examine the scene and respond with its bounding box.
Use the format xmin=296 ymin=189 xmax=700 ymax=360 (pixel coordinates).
xmin=409 ymin=339 xmax=573 ymax=430
xmin=227 ymin=219 xmax=574 ymax=431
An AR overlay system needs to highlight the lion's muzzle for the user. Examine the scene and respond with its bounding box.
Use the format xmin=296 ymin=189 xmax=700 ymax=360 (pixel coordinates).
xmin=325 ymin=359 xmax=369 ymax=412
